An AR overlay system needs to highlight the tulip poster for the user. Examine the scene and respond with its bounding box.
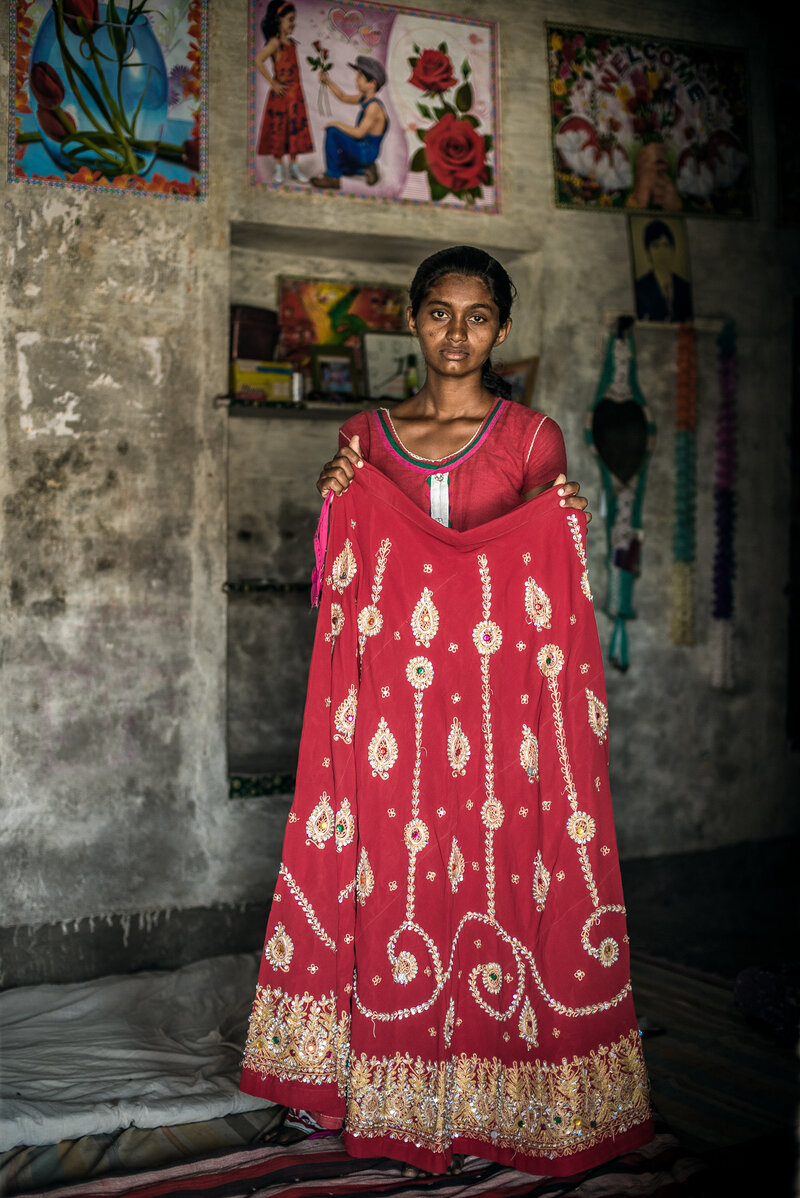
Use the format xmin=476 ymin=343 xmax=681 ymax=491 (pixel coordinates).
xmin=9 ymin=0 xmax=208 ymax=199
xmin=546 ymin=25 xmax=753 ymax=217
xmin=249 ymin=0 xmax=499 ymax=210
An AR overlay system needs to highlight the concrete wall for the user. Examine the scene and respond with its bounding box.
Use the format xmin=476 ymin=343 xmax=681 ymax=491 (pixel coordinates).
xmin=1 ymin=0 xmax=797 ymax=986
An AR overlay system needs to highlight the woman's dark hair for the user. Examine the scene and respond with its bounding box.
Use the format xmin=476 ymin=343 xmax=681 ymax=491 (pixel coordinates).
xmin=261 ymin=0 xmax=295 ymax=42
xmin=408 ymin=245 xmax=516 ymax=399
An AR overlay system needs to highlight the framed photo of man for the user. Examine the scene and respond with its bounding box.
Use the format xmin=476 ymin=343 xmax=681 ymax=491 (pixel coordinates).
xmin=629 ymin=215 xmax=694 ymax=324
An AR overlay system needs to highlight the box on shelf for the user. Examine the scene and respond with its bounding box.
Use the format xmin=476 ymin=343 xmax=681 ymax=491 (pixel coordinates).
xmin=230 ymin=359 xmax=294 ymax=403
xmin=230 ymin=306 xmax=279 ymax=361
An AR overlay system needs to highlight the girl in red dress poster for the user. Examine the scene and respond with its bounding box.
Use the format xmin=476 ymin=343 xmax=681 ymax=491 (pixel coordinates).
xmin=256 ymin=1 xmax=313 ymax=185
xmin=241 ymin=247 xmax=654 ymax=1178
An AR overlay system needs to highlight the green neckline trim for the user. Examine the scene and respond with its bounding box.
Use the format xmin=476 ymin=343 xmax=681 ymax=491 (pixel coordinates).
xmin=377 ymin=400 xmax=504 ymax=470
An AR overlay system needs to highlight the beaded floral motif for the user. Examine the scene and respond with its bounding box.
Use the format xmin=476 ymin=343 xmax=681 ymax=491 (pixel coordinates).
xmin=525 ymin=578 xmax=552 ymax=630
xmin=448 ymin=838 xmax=465 ymax=892
xmin=264 ymin=922 xmax=294 ymax=972
xmin=447 ymin=717 xmax=471 ymax=776
xmin=520 ymin=724 xmax=539 ymax=782
xmin=537 ymin=643 xmax=564 ymax=678
xmin=482 ymin=962 xmax=503 ymax=995
xmin=586 ymin=689 xmax=609 ymax=744
xmin=567 ymin=513 xmax=592 ymax=600
xmin=567 ymin=811 xmax=596 ymax=845
xmin=443 ymin=996 xmax=455 ymax=1047
xmin=406 ymin=656 xmax=434 ymax=690
xmin=518 ymin=996 xmax=538 ymax=1045
xmin=334 ymin=799 xmax=355 ymax=852
xmin=333 ymin=685 xmax=358 ymax=742
xmin=533 ymin=851 xmax=550 ymax=913
xmin=243 ymin=985 xmax=349 ymax=1090
xmin=331 ymin=539 xmax=357 ymax=594
xmin=358 ymin=539 xmax=391 ymax=657
xmin=368 ymin=718 xmax=398 ymax=780
xmin=356 ymin=847 xmax=374 ymax=905
xmin=393 ymin=950 xmax=418 ymax=985
xmin=358 ymin=605 xmax=383 ymax=638
xmin=306 ymin=793 xmax=335 ymax=848
xmin=411 ymin=588 xmax=440 ymax=647
xmin=481 ymin=798 xmax=504 ymax=830
xmin=404 ymin=818 xmax=429 ymax=854
xmin=473 ymin=619 xmax=503 ymax=655
xmin=327 ymin=603 xmax=344 ymax=643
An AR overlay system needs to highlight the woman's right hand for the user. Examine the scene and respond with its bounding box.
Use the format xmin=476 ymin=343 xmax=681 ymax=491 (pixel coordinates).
xmin=271 ymin=79 xmax=286 ymax=96
xmin=317 ymin=434 xmax=363 ymax=497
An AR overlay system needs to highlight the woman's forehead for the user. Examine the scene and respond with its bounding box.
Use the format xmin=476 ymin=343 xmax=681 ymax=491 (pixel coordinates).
xmin=423 ymin=274 xmax=495 ymax=306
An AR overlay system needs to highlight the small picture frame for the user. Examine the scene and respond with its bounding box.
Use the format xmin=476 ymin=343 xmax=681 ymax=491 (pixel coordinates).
xmin=361 ymin=331 xmax=419 ymax=400
xmin=629 ymin=215 xmax=694 ymax=324
xmin=495 ymin=357 xmax=539 ymax=406
xmin=309 ymin=345 xmax=359 ymax=399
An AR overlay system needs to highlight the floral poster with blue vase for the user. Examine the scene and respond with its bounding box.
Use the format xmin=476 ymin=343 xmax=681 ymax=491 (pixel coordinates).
xmin=9 ymin=0 xmax=208 ymax=199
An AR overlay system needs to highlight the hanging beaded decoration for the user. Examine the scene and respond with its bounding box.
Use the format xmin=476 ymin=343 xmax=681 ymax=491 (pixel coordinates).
xmin=586 ymin=323 xmax=656 ymax=670
xmin=710 ymin=322 xmax=737 ymax=688
xmin=670 ymin=326 xmax=697 ymax=645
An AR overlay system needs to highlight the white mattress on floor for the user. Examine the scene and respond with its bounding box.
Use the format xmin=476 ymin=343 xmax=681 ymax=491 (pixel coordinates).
xmin=0 ymin=953 xmax=273 ymax=1151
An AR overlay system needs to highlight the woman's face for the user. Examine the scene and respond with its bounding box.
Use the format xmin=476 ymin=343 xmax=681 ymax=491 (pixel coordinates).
xmin=279 ymin=9 xmax=296 ymax=36
xmin=408 ymin=273 xmax=510 ymax=381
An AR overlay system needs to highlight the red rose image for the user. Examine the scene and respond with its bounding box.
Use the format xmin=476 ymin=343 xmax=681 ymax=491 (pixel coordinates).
xmin=424 ymin=112 xmax=488 ymax=192
xmin=409 ymin=48 xmax=457 ymax=95
xmin=62 ymin=0 xmax=100 ymax=37
xmin=38 ymin=105 xmax=76 ymax=142
xmin=30 ymin=62 xmax=65 ymax=109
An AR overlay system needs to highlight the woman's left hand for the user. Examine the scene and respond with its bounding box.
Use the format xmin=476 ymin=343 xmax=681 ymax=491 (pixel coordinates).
xmin=554 ymin=473 xmax=591 ymax=524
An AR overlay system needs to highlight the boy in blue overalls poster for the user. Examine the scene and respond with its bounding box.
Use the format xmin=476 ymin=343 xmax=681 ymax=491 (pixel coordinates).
xmin=310 ymin=55 xmax=389 ymax=189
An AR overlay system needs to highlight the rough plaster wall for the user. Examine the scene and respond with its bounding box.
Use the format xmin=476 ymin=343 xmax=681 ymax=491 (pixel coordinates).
xmin=0 ymin=0 xmax=797 ymax=967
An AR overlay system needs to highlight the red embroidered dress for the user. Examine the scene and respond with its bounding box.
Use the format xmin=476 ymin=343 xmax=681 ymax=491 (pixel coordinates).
xmin=258 ymin=40 xmax=313 ymax=158
xmin=241 ymin=435 xmax=653 ymax=1175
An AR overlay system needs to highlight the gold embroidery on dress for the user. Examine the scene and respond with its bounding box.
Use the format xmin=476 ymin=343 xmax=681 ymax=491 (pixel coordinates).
xmin=327 ymin=603 xmax=345 ymax=644
xmin=581 ymin=905 xmax=625 ymax=968
xmin=333 ymin=685 xmax=358 ymax=743
xmin=243 ymin=984 xmax=350 ymax=1092
xmin=533 ymin=851 xmax=550 ymax=913
xmin=447 ymin=718 xmax=470 ymax=776
xmin=264 ymin=922 xmax=294 ymax=972
xmin=567 ymin=513 xmax=592 ymax=599
xmin=306 ymin=793 xmax=335 ymax=849
xmin=524 ymin=577 xmax=552 ymax=629
xmin=279 ymin=864 xmax=337 ymax=952
xmin=342 ymin=1030 xmax=649 ymax=1159
xmin=518 ymin=996 xmax=538 ymax=1045
xmin=357 ymin=539 xmax=391 ymax=657
xmin=586 ymin=689 xmax=609 ymax=744
xmin=411 ymin=587 xmax=440 ymax=647
xmin=356 ymin=846 xmax=374 ymax=905
xmin=334 ymin=798 xmax=355 ymax=852
xmin=368 ymin=718 xmax=398 ymax=779
xmin=392 ymin=950 xmax=418 ymax=985
xmin=520 ymin=724 xmax=539 ymax=782
xmin=448 ymin=837 xmax=465 ymax=892
xmin=443 ymin=996 xmax=455 ymax=1047
xmin=331 ymin=539 xmax=357 ymax=594
xmin=474 ymin=554 xmax=503 ymax=922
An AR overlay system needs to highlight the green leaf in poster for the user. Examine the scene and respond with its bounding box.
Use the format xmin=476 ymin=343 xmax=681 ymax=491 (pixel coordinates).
xmin=416 ymin=127 xmax=427 ymax=142
xmin=433 ymin=106 xmax=445 ymax=120
xmin=306 ymin=56 xmax=316 ymax=65
xmin=413 ymin=43 xmax=421 ymax=54
xmin=442 ymin=101 xmax=457 ymax=117
xmin=428 ymin=175 xmax=449 ymax=202
xmin=410 ymin=147 xmax=427 ymax=172
xmin=455 ymin=82 xmax=473 ymax=112
xmin=438 ymin=42 xmax=448 ymax=53
xmin=483 ymin=167 xmax=494 ymax=185
xmin=418 ymin=103 xmax=432 ymax=120
xmin=106 ymin=0 xmax=126 ymax=59
xmin=462 ymin=59 xmax=471 ymax=79
xmin=483 ymin=134 xmax=493 ymax=151
xmin=408 ymin=56 xmax=418 ymax=68
xmin=462 ymin=113 xmax=480 ymax=128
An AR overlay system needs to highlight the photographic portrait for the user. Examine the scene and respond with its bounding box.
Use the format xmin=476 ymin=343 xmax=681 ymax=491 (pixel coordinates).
xmin=629 ymin=214 xmax=693 ymax=323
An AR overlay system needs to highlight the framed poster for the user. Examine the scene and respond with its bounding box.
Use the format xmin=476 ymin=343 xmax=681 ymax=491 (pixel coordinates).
xmin=628 ymin=215 xmax=693 ymax=323
xmin=278 ymin=276 xmax=407 ymax=367
xmin=9 ymin=0 xmax=208 ymax=199
xmin=546 ymin=24 xmax=753 ymax=217
xmin=249 ymin=0 xmax=499 ymax=210
xmin=309 ymin=345 xmax=359 ymax=396
xmin=361 ymin=330 xmax=417 ymax=399
xmin=496 ymin=356 xmax=539 ymax=405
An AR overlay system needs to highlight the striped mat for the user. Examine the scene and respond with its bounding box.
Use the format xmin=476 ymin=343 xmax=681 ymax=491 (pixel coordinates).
xmin=13 ymin=1122 xmax=706 ymax=1198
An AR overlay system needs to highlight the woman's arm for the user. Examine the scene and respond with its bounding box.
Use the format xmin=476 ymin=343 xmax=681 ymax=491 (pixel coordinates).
xmin=255 ymin=41 xmax=285 ymax=93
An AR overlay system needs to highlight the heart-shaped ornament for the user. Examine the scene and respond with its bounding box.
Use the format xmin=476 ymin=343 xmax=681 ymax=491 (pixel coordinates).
xmin=329 ymin=7 xmax=362 ymax=40
xmin=359 ymin=25 xmax=381 ymax=47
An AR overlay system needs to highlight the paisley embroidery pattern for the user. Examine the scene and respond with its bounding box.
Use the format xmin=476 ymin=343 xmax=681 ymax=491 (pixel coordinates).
xmin=473 ymin=619 xmax=503 ymax=655
xmin=482 ymin=962 xmax=503 ymax=995
xmin=518 ymin=996 xmax=539 ymax=1045
xmin=406 ymin=656 xmax=434 ymax=690
xmin=537 ymin=643 xmax=564 ymax=678
xmin=334 ymin=798 xmax=355 ymax=852
xmin=411 ymin=587 xmax=440 ymax=647
xmin=356 ymin=847 xmax=374 ymax=905
xmin=447 ymin=717 xmax=470 ymax=776
xmin=393 ymin=950 xmax=418 ymax=985
xmin=331 ymin=539 xmax=357 ymax=593
xmin=327 ymin=603 xmax=344 ymax=643
xmin=448 ymin=838 xmax=465 ymax=892
xmin=265 ymin=922 xmax=294 ymax=972
xmin=525 ymin=578 xmax=552 ymax=630
xmin=520 ymin=724 xmax=539 ymax=782
xmin=306 ymin=793 xmax=335 ymax=848
xmin=368 ymin=718 xmax=398 ymax=779
xmin=586 ymin=689 xmax=609 ymax=744
xmin=533 ymin=850 xmax=550 ymax=912
xmin=358 ymin=605 xmax=383 ymax=638
xmin=334 ymin=685 xmax=358 ymax=742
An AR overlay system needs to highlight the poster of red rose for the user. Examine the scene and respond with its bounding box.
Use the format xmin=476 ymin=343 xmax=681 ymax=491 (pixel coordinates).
xmin=9 ymin=0 xmax=207 ymax=199
xmin=249 ymin=0 xmax=499 ymax=210
xmin=546 ymin=24 xmax=753 ymax=217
